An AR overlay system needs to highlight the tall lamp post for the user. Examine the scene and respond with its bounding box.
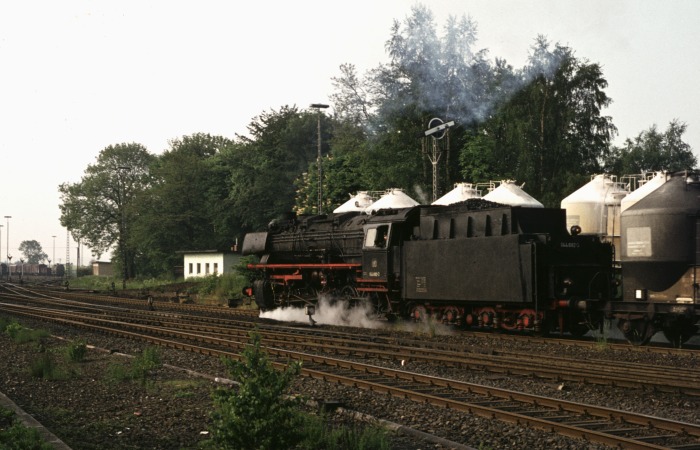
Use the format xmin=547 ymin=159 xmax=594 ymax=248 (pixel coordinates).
xmin=117 ymin=166 xmax=131 ymax=288
xmin=4 ymin=216 xmax=11 ymax=268
xmin=52 ymin=235 xmax=56 ymax=275
xmin=309 ymin=103 xmax=329 ymax=214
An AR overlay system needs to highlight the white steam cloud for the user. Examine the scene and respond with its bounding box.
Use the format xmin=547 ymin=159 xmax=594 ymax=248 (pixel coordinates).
xmin=259 ymin=295 xmax=385 ymax=329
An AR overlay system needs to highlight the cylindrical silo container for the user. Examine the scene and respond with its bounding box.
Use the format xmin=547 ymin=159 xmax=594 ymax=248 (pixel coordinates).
xmin=621 ymin=171 xmax=700 ymax=302
xmin=560 ymin=175 xmax=628 ymax=246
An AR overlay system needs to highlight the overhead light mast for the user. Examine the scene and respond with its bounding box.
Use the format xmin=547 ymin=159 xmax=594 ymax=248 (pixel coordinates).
xmin=310 ymin=103 xmax=329 ymax=214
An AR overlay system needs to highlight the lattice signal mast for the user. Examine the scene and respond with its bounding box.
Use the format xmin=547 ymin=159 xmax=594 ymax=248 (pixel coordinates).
xmin=424 ymin=118 xmax=455 ymax=202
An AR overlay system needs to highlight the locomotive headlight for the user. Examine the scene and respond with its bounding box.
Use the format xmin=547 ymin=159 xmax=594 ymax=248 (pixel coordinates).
xmin=562 ymin=277 xmax=573 ymax=286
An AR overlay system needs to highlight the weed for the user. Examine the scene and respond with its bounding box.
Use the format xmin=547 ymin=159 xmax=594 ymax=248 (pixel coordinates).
xmin=0 ymin=316 xmax=15 ymax=333
xmin=0 ymin=406 xmax=54 ymax=450
xmin=5 ymin=322 xmax=50 ymax=347
xmin=4 ymin=322 xmax=23 ymax=339
xmin=65 ymin=340 xmax=88 ymax=362
xmin=595 ymin=320 xmax=612 ymax=351
xmin=29 ymin=352 xmax=65 ymax=380
xmin=107 ymin=346 xmax=162 ymax=386
xmin=297 ymin=412 xmax=391 ymax=450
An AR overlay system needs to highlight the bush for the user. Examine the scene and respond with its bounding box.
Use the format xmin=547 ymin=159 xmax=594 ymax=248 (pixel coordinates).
xmin=0 ymin=316 xmax=15 ymax=333
xmin=208 ymin=330 xmax=303 ymax=450
xmin=4 ymin=322 xmax=23 ymax=339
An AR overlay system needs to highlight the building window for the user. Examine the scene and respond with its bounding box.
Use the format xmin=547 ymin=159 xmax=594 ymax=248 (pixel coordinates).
xmin=213 ymin=263 xmax=218 ymax=274
xmin=197 ymin=263 xmax=201 ymax=274
xmin=205 ymin=263 xmax=210 ymax=275
xmin=188 ymin=263 xmax=193 ymax=274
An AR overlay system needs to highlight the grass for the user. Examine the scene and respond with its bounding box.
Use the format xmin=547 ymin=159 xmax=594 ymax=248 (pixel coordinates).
xmin=297 ymin=412 xmax=391 ymax=450
xmin=164 ymin=379 xmax=205 ymax=399
xmin=65 ymin=340 xmax=88 ymax=362
xmin=67 ymin=272 xmax=252 ymax=305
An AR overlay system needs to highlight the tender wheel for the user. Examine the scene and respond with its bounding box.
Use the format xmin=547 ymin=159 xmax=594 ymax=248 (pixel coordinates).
xmin=618 ymin=318 xmax=655 ymax=346
xmin=411 ymin=305 xmax=428 ymax=323
xmin=662 ymin=318 xmax=697 ymax=347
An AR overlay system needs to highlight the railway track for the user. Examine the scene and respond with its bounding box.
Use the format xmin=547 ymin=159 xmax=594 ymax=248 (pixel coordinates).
xmin=2 ymin=289 xmax=700 ymax=448
xmin=2 ymin=285 xmax=700 ymax=396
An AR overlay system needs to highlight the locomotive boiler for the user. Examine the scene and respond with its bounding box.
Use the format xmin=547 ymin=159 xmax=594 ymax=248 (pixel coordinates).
xmin=242 ymin=198 xmax=614 ymax=336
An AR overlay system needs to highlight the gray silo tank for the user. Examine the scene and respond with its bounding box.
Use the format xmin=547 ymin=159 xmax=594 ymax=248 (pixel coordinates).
xmin=620 ymin=171 xmax=700 ymax=302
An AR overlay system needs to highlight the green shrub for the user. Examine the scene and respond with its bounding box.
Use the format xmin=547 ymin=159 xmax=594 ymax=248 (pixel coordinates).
xmin=4 ymin=322 xmax=23 ymax=339
xmin=29 ymin=352 xmax=64 ymax=380
xmin=197 ymin=275 xmax=219 ymax=295
xmin=0 ymin=316 xmax=15 ymax=333
xmin=65 ymin=340 xmax=88 ymax=362
xmin=207 ymin=330 xmax=304 ymax=450
xmin=131 ymin=346 xmax=161 ymax=382
xmin=4 ymin=322 xmax=50 ymax=345
xmin=0 ymin=406 xmax=54 ymax=450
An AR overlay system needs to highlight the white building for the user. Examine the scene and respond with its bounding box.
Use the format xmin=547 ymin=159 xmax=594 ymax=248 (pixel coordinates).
xmin=182 ymin=251 xmax=241 ymax=279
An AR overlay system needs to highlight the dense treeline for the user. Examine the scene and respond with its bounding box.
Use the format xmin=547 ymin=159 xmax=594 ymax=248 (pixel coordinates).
xmin=58 ymin=5 xmax=696 ymax=278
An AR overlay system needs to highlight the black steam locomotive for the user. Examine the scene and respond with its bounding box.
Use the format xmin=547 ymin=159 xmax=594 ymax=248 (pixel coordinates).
xmin=242 ymin=171 xmax=700 ymax=345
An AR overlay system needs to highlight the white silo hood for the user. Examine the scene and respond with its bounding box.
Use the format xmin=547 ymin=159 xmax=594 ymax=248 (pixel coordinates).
xmin=364 ymin=188 xmax=419 ymax=213
xmin=333 ymin=191 xmax=375 ymax=213
xmin=560 ymin=174 xmax=628 ymax=236
xmin=561 ymin=174 xmax=628 ymax=207
xmin=432 ymin=182 xmax=481 ymax=205
xmin=620 ymin=172 xmax=669 ymax=212
xmin=482 ymin=181 xmax=543 ymax=208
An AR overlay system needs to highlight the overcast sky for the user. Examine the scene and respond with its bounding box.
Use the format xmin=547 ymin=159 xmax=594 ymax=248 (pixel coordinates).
xmin=1 ymin=0 xmax=698 ymax=264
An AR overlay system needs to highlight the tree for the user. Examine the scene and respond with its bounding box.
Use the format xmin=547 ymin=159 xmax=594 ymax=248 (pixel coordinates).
xmin=130 ymin=133 xmax=236 ymax=276
xmin=58 ymin=143 xmax=155 ymax=280
xmin=209 ymin=331 xmax=303 ymax=450
xmin=459 ymin=36 xmax=617 ymax=206
xmin=603 ymin=120 xmax=696 ymax=175
xmin=328 ymin=6 xmax=494 ymax=200
xmin=227 ymin=106 xmax=331 ymax=227
xmin=18 ymin=240 xmax=48 ymax=264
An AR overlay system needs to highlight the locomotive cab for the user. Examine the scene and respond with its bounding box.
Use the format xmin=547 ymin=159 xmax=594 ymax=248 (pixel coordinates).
xmin=362 ymin=224 xmax=392 ymax=280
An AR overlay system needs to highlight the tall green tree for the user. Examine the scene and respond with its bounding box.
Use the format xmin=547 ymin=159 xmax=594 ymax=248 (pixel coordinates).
xmin=18 ymin=240 xmax=48 ymax=264
xmin=58 ymin=143 xmax=154 ymax=279
xmin=330 ymin=5 xmax=494 ymax=200
xmin=460 ymin=36 xmax=616 ymax=206
xmin=227 ymin=106 xmax=330 ymax=228
xmin=130 ymin=133 xmax=236 ymax=275
xmin=603 ymin=120 xmax=696 ymax=174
